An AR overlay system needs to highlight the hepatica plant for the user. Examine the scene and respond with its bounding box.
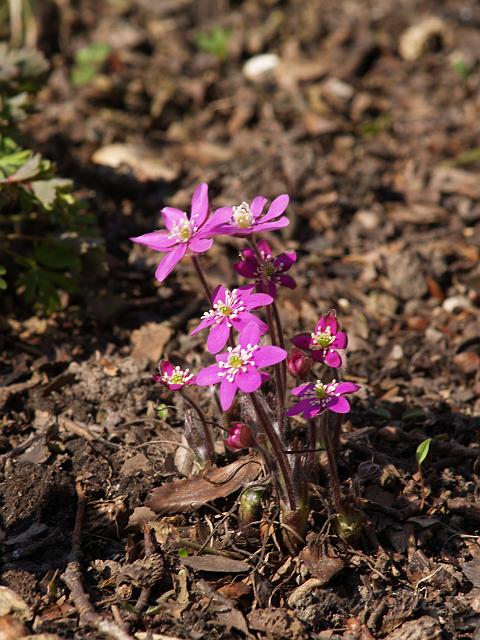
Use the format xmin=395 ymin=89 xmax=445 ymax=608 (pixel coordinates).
xmin=131 ymin=183 xmax=360 ymax=547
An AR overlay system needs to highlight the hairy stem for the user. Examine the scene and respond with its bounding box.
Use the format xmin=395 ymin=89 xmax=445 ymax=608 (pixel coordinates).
xmin=180 ymin=389 xmax=215 ymax=462
xmin=191 ymin=255 xmax=213 ymax=303
xmin=320 ymin=412 xmax=343 ymax=514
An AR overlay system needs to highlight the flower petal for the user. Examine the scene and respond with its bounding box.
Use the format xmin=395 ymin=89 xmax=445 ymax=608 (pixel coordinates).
xmin=201 ymin=206 xmax=232 ymax=233
xmin=237 ymin=367 xmax=262 ymax=393
xmin=245 ymin=292 xmax=273 ymax=310
xmin=335 ymin=381 xmax=360 ymax=394
xmin=161 ymin=207 xmax=186 ymax=231
xmin=286 ymin=398 xmax=313 ymax=417
xmin=219 ymin=379 xmax=237 ymax=411
xmin=212 ymin=284 xmax=226 ymax=304
xmin=332 ymin=331 xmax=347 ymax=349
xmin=325 ymin=350 xmax=342 ymax=368
xmin=291 ymin=382 xmax=314 ymax=396
xmin=130 ymin=230 xmax=176 ymax=251
xmin=254 ymin=345 xmax=287 ymax=367
xmin=254 ymin=217 xmax=290 ymax=232
xmin=261 ymin=194 xmax=289 ymax=222
xmin=190 ymin=315 xmax=215 ymax=336
xmin=234 ymin=260 xmax=257 ymax=278
xmin=278 ymin=274 xmax=296 ymax=289
xmin=154 ymin=244 xmax=187 ymax=282
xmin=250 ymin=196 xmax=267 ymax=217
xmin=256 ymin=239 xmax=272 ymax=257
xmin=238 ymin=322 xmax=262 ymax=348
xmin=160 ymin=361 xmax=174 ymax=375
xmin=196 ymin=364 xmax=221 ymax=385
xmin=190 ymin=183 xmax=209 ymax=226
xmin=317 ymin=315 xmax=338 ymax=334
xmin=207 ymin=322 xmax=230 ymax=354
xmin=327 ymin=396 xmax=351 ymax=413
xmin=274 ymin=251 xmax=296 ymax=272
xmin=291 ymin=333 xmax=311 ymax=350
xmin=189 ymin=237 xmax=213 ymax=253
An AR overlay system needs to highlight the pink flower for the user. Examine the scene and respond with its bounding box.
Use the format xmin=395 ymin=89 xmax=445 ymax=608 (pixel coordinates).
xmin=214 ymin=194 xmax=290 ymax=237
xmin=153 ymin=360 xmax=196 ymax=391
xmin=196 ymin=322 xmax=287 ymax=411
xmin=130 ymin=183 xmax=230 ymax=282
xmin=190 ymin=285 xmax=272 ymax=354
xmin=234 ymin=239 xmax=296 ymax=298
xmin=286 ymin=379 xmax=360 ymax=419
xmin=227 ymin=422 xmax=255 ymax=449
xmin=291 ymin=313 xmax=347 ymax=368
xmin=287 ymin=347 xmax=312 ymax=380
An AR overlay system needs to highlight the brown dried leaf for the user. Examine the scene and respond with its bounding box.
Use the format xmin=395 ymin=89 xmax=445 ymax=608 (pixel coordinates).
xmin=130 ymin=322 xmax=172 ymax=365
xmin=300 ymin=543 xmax=344 ymax=584
xmin=181 ymin=555 xmax=249 ymax=573
xmin=463 ymin=558 xmax=480 ymax=587
xmin=0 ymin=587 xmax=32 ymax=621
xmin=146 ymin=454 xmax=262 ymax=514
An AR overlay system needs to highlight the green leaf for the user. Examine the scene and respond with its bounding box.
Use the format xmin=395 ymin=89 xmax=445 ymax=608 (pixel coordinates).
xmin=1 ymin=153 xmax=42 ymax=183
xmin=31 ymin=178 xmax=72 ymax=208
xmin=195 ymin=26 xmax=232 ymax=60
xmin=416 ymin=438 xmax=432 ymax=466
xmin=0 ymin=265 xmax=6 ymax=275
xmin=34 ymin=241 xmax=82 ymax=271
xmin=71 ymin=42 xmax=111 ymax=87
xmin=178 ymin=548 xmax=188 ymax=558
xmin=0 ymin=277 xmax=7 ymax=290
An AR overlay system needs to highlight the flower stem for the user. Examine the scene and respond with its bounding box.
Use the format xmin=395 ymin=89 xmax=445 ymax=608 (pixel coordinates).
xmin=191 ymin=255 xmax=213 ymax=303
xmin=250 ymin=392 xmax=296 ymax=512
xmin=320 ymin=412 xmax=343 ymax=514
xmin=180 ymin=389 xmax=215 ymax=462
xmin=272 ymin=300 xmax=287 ymax=397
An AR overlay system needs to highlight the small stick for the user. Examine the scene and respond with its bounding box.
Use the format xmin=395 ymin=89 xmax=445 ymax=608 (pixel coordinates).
xmin=133 ymin=524 xmax=155 ymax=613
xmin=62 ymin=482 xmax=134 ymax=640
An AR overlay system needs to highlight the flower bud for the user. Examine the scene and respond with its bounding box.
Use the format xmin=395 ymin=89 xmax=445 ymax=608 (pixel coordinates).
xmin=287 ymin=348 xmax=312 ymax=379
xmin=226 ymin=422 xmax=255 ymax=449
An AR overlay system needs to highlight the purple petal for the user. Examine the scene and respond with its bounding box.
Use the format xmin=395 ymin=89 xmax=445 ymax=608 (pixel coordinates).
xmin=291 ymin=383 xmax=314 ymax=396
xmin=274 ymin=251 xmax=296 ymax=272
xmin=154 ymin=244 xmax=187 ymax=282
xmin=244 ymin=292 xmax=273 ymax=310
xmin=317 ymin=315 xmax=338 ymax=334
xmin=254 ymin=345 xmax=287 ymax=367
xmin=291 ymin=333 xmax=311 ymax=349
xmin=190 ymin=183 xmax=209 ymax=226
xmin=238 ymin=322 xmax=262 ymax=348
xmin=219 ymin=379 xmax=237 ymax=411
xmin=261 ymin=194 xmax=289 ymax=222
xmin=161 ymin=207 xmax=186 ymax=231
xmin=250 ymin=196 xmax=267 ymax=217
xmin=325 ymin=350 xmax=342 ymax=368
xmin=201 ymin=206 xmax=232 ymax=234
xmin=311 ymin=351 xmax=326 ymax=363
xmin=256 ymin=239 xmax=272 ymax=257
xmin=335 ymin=382 xmax=360 ymax=394
xmin=286 ymin=398 xmax=314 ymax=417
xmin=207 ymin=322 xmax=230 ymax=354
xmin=196 ymin=364 xmax=221 ymax=385
xmin=234 ymin=260 xmax=257 ymax=278
xmin=237 ymin=367 xmax=262 ymax=393
xmin=302 ymin=404 xmax=323 ymax=420
xmin=278 ymin=274 xmax=296 ymax=289
xmin=332 ymin=332 xmax=347 ymax=349
xmin=190 ymin=315 xmax=215 ymax=336
xmin=253 ymin=217 xmax=290 ymax=232
xmin=327 ymin=396 xmax=351 ymax=414
xmin=160 ymin=361 xmax=174 ymax=376
xmin=240 ymin=247 xmax=256 ymax=261
xmin=189 ymin=237 xmax=213 ymax=254
xmin=130 ymin=230 xmax=176 ymax=251
xmin=212 ymin=284 xmax=226 ymax=304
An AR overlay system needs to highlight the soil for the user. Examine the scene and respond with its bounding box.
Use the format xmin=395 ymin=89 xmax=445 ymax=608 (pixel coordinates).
xmin=1 ymin=1 xmax=480 ymax=638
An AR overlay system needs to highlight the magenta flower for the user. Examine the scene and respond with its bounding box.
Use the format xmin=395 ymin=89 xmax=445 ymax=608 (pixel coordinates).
xmin=214 ymin=194 xmax=290 ymax=237
xmin=291 ymin=313 xmax=347 ymax=368
xmin=287 ymin=347 xmax=312 ymax=380
xmin=130 ymin=183 xmax=231 ymax=282
xmin=153 ymin=360 xmax=196 ymax=391
xmin=196 ymin=322 xmax=287 ymax=411
xmin=226 ymin=422 xmax=255 ymax=450
xmin=234 ymin=239 xmax=297 ymax=297
xmin=191 ymin=285 xmax=272 ymax=354
xmin=286 ymin=379 xmax=360 ymax=419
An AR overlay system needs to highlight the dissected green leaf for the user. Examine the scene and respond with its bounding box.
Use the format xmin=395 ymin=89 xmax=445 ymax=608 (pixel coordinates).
xmin=34 ymin=240 xmax=82 ymax=271
xmin=2 ymin=153 xmax=42 ymax=183
xmin=31 ymin=178 xmax=72 ymax=208
xmin=416 ymin=438 xmax=432 ymax=466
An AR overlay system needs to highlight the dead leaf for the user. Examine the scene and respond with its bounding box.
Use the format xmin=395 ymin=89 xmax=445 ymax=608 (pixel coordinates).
xmin=0 ymin=586 xmax=32 ymax=621
xmin=146 ymin=454 xmax=262 ymax=514
xmin=300 ymin=543 xmax=344 ymax=584
xmin=217 ymin=581 xmax=252 ymax=600
xmin=130 ymin=322 xmax=172 ymax=365
xmin=91 ymin=143 xmax=179 ymax=182
xmin=127 ymin=506 xmax=157 ymax=528
xmin=120 ymin=453 xmax=152 ymax=476
xmin=463 ymin=558 xmax=480 ymax=587
xmin=181 ymin=555 xmax=250 ymax=573
xmin=248 ymin=608 xmax=305 ymax=640
xmin=215 ymin=609 xmax=250 ymax=636
xmin=0 ymin=616 xmax=27 ymax=640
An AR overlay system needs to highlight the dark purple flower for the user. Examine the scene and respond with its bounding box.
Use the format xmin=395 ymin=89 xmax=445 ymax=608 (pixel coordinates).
xmin=234 ymin=239 xmax=296 ymax=297
xmin=213 ymin=194 xmax=290 ymax=237
xmin=291 ymin=313 xmax=347 ymax=368
xmin=286 ymin=379 xmax=360 ymax=420
xmin=226 ymin=422 xmax=255 ymax=450
xmin=190 ymin=285 xmax=272 ymax=354
xmin=196 ymin=322 xmax=287 ymax=411
xmin=153 ymin=360 xmax=196 ymax=390
xmin=287 ymin=347 xmax=312 ymax=380
xmin=130 ymin=183 xmax=230 ymax=282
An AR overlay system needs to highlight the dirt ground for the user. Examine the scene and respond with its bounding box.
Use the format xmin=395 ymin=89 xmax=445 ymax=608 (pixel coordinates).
xmin=1 ymin=0 xmax=480 ymax=638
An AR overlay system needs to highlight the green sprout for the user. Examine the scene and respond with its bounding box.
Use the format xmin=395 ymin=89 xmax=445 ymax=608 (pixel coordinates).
xmin=416 ymin=438 xmax=432 ymax=510
xmin=195 ymin=26 xmax=232 ymax=61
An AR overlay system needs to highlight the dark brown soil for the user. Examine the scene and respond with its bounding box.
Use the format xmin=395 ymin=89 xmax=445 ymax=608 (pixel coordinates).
xmin=1 ymin=1 xmax=480 ymax=638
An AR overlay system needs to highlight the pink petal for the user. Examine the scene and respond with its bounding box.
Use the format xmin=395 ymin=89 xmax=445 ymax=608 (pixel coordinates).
xmin=274 ymin=251 xmax=296 ymax=271
xmin=219 ymin=379 xmax=237 ymax=411
xmin=311 ymin=351 xmax=326 ymax=363
xmin=335 ymin=382 xmax=360 ymax=394
xmin=286 ymin=398 xmax=313 ymax=417
xmin=212 ymin=284 xmax=226 ymax=304
xmin=160 ymin=361 xmax=174 ymax=375
xmin=234 ymin=260 xmax=257 ymax=278
xmin=196 ymin=364 xmax=221 ymax=385
xmin=237 ymin=368 xmax=262 ymax=393
xmin=190 ymin=183 xmax=209 ymax=226
xmin=189 ymin=237 xmax=213 ymax=253
xmin=317 ymin=315 xmax=338 ymax=334
xmin=291 ymin=383 xmax=313 ymax=396
xmin=256 ymin=239 xmax=272 ymax=257
xmin=201 ymin=206 xmax=232 ymax=233
xmin=234 ymin=313 xmax=268 ymax=334
xmin=278 ymin=274 xmax=296 ymax=289
xmin=291 ymin=333 xmax=310 ymax=350
xmin=130 ymin=230 xmax=176 ymax=251
xmin=254 ymin=217 xmax=290 ymax=232
xmin=325 ymin=350 xmax=342 ymax=368
xmin=207 ymin=322 xmax=230 ymax=354
xmin=254 ymin=345 xmax=287 ymax=367
xmin=154 ymin=244 xmax=187 ymax=282
xmin=239 ymin=322 xmax=262 ymax=348
xmin=327 ymin=396 xmax=351 ymax=414
xmin=245 ymin=292 xmax=273 ymax=310
xmin=161 ymin=207 xmax=186 ymax=231
xmin=261 ymin=194 xmax=289 ymax=222
xmin=332 ymin=332 xmax=347 ymax=349
xmin=190 ymin=315 xmax=215 ymax=336
xmin=250 ymin=196 xmax=267 ymax=217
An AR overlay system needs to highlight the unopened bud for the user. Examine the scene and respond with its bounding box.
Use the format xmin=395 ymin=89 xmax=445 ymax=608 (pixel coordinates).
xmin=287 ymin=348 xmax=312 ymax=379
xmin=226 ymin=422 xmax=255 ymax=449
